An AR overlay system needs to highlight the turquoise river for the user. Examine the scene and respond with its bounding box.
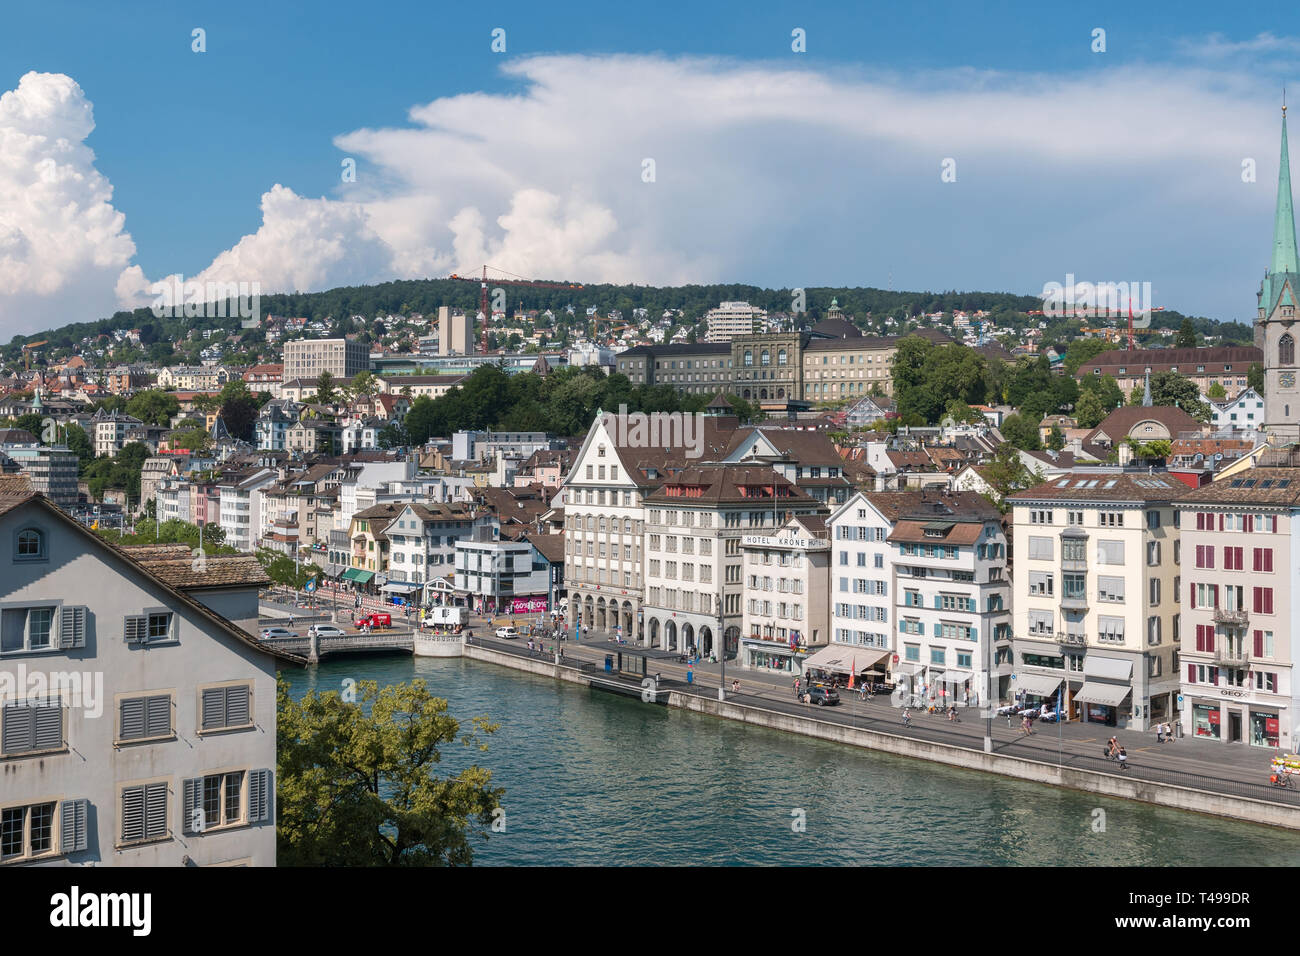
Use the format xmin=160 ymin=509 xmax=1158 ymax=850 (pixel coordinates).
xmin=286 ymin=655 xmax=1300 ymax=865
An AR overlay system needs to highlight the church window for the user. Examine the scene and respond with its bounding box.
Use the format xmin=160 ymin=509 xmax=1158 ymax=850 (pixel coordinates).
xmin=1281 ymin=334 xmax=1295 ymax=367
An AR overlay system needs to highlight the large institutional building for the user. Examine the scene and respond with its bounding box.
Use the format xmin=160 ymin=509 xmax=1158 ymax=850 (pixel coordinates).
xmin=282 ymin=337 xmax=371 ymax=382
xmin=617 ymin=321 xmax=948 ymax=404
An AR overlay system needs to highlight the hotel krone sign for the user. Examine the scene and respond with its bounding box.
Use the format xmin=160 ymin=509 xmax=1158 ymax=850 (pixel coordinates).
xmin=742 ymin=534 xmax=829 ymax=550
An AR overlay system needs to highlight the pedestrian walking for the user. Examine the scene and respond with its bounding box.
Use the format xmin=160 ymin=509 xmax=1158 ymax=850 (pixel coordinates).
xmin=1165 ymin=721 xmax=1174 ymax=742
xmin=794 ymin=677 xmax=801 ymax=699
xmin=902 ymin=708 xmax=912 ymax=727
xmin=1156 ymin=723 xmax=1165 ymax=744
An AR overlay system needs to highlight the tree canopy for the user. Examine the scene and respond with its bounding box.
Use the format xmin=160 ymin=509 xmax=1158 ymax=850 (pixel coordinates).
xmin=276 ymin=677 xmax=503 ymax=866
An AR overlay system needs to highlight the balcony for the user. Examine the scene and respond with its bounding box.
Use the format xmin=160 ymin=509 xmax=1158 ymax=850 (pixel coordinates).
xmin=1059 ymin=594 xmax=1089 ymax=612
xmin=1053 ymin=631 xmax=1087 ymax=647
xmin=1214 ymin=645 xmax=1251 ymax=666
xmin=1212 ymin=608 xmax=1249 ymax=627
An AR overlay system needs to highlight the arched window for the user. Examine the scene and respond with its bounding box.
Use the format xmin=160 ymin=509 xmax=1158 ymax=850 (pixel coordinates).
xmin=598 ymin=517 xmax=607 ymax=532
xmin=778 ymin=349 xmax=787 ymax=366
xmin=744 ymin=350 xmax=753 ymax=367
xmin=761 ymin=349 xmax=771 ymax=366
xmin=585 ymin=516 xmax=594 ymax=531
xmin=16 ymin=527 xmax=44 ymax=559
xmin=1282 ymin=333 xmax=1295 ymax=367
xmin=623 ymin=518 xmax=632 ymax=533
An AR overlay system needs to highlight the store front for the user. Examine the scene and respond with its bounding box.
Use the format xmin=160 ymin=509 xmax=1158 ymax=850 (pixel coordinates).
xmin=1011 ymin=672 xmax=1064 ymax=711
xmin=795 ymin=644 xmax=891 ymax=683
xmin=1192 ymin=702 xmax=1221 ymax=740
xmin=742 ymin=639 xmax=800 ymax=673
xmin=1251 ymin=710 xmax=1281 ymax=748
xmin=1076 ymin=655 xmax=1135 ymax=728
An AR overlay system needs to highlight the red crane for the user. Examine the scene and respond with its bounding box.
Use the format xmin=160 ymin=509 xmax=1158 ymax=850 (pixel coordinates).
xmin=1025 ymin=306 xmax=1165 ymax=351
xmin=448 ymin=266 xmax=583 ymax=353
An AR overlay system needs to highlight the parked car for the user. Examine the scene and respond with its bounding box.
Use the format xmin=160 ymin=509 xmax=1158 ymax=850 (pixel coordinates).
xmin=806 ymin=686 xmax=840 ymax=706
xmin=495 ymin=626 xmax=519 ymax=640
xmin=307 ymin=624 xmax=344 ymax=638
xmin=354 ymin=613 xmax=392 ymax=629
xmin=260 ymin=627 xmax=298 ymax=639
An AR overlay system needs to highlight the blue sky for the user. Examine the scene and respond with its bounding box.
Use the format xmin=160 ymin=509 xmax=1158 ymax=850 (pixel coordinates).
xmin=1 ymin=0 xmax=1297 ymax=336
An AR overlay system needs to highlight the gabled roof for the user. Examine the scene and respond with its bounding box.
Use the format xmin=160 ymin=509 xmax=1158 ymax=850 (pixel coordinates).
xmin=1084 ymin=405 xmax=1202 ymax=445
xmin=0 ymin=491 xmax=296 ymax=661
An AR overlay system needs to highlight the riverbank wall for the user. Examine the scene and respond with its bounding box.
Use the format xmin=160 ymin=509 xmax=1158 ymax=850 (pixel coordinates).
xmin=463 ymin=644 xmax=1300 ymax=830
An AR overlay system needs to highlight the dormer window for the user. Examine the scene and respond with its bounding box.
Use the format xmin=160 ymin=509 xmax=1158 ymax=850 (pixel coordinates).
xmin=15 ymin=528 xmax=45 ymax=562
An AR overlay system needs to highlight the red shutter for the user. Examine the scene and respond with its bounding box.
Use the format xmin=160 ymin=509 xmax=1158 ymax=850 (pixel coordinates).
xmin=1253 ymin=588 xmax=1262 ymax=613
xmin=1254 ymin=630 xmax=1264 ymax=657
xmin=1206 ymin=628 xmax=1215 ymax=653
xmin=1190 ymin=583 xmax=1196 ymax=609
xmin=1211 ymin=585 xmax=1219 ymax=607
xmin=1245 ymin=514 xmax=1254 ymax=532
xmin=1265 ymin=549 xmax=1274 ymax=573
xmin=1218 ymin=513 xmax=1224 ymax=531
xmin=1253 ymin=547 xmax=1261 ymax=572
xmin=1188 ymin=664 xmax=1196 ymax=684
xmin=1265 ymin=589 xmax=1274 ymax=615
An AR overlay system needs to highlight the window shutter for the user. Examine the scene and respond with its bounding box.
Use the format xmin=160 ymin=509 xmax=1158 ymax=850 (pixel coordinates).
xmin=60 ymin=799 xmax=88 ymax=853
xmin=1187 ymin=664 xmax=1195 ymax=683
xmin=59 ymin=606 xmax=87 ymax=649
xmin=121 ymin=786 xmax=145 ymax=843
xmin=182 ymin=777 xmax=202 ymax=834
xmin=124 ymin=615 xmax=146 ymax=644
xmin=120 ymin=697 xmax=146 ymax=740
xmin=1254 ymin=630 xmax=1264 ymax=657
xmin=201 ymin=687 xmax=226 ymax=730
xmin=224 ymin=685 xmax=250 ymax=727
xmin=249 ymin=768 xmax=273 ymax=823
xmin=1 ymin=704 xmax=33 ymax=754
xmin=33 ymin=704 xmax=62 ymax=750
xmin=145 ymin=695 xmax=171 ymax=737
xmin=145 ymin=782 xmax=167 ymax=839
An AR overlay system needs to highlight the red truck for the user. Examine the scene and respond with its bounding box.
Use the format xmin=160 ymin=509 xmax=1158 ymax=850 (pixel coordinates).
xmin=353 ymin=612 xmax=392 ymax=630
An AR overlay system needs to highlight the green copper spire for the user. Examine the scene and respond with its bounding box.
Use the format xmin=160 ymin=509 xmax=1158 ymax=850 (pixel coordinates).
xmin=1273 ymin=104 xmax=1299 ymax=275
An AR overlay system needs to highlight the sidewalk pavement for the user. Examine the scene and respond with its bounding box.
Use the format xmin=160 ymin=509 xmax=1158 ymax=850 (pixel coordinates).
xmin=473 ymin=625 xmax=1291 ymax=798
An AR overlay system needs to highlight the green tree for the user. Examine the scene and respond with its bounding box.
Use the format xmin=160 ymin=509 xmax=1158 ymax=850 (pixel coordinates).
xmin=1046 ymin=424 xmax=1065 ymax=451
xmin=1206 ymin=382 xmax=1227 ymax=401
xmin=1074 ymin=390 xmax=1106 ymax=430
xmin=64 ymin=422 xmax=94 ymax=463
xmin=1175 ymin=318 xmax=1197 ymax=349
xmin=1147 ymin=371 xmax=1211 ymax=423
xmin=126 ymin=390 xmax=180 ymax=427
xmin=218 ymin=379 xmax=258 ymax=442
xmin=1249 ymin=362 xmax=1265 ymax=395
xmin=315 ymin=371 xmax=338 ymax=406
xmin=999 ymin=413 xmax=1041 ymax=450
xmin=980 ymin=442 xmax=1038 ymax=508
xmin=276 ymin=677 xmax=503 ymax=866
xmin=13 ymin=413 xmax=44 ymax=438
xmin=173 ymin=428 xmax=213 ymax=453
xmin=1062 ymin=337 xmax=1114 ymax=375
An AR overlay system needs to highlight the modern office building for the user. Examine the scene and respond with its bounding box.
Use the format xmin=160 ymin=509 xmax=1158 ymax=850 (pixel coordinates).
xmin=282 ymin=337 xmax=370 ymax=382
xmin=438 ymin=306 xmax=474 ymax=356
xmin=704 ymin=301 xmax=767 ymax=342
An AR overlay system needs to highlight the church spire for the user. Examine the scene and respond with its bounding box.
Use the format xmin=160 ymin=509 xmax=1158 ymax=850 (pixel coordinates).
xmin=1272 ymin=100 xmax=1299 ymax=275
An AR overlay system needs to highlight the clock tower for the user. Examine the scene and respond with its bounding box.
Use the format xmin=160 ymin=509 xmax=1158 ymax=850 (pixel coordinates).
xmin=1259 ymin=103 xmax=1300 ymax=442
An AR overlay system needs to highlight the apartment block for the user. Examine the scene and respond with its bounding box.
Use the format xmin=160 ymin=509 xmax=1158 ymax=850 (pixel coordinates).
xmin=739 ymin=514 xmax=830 ymax=673
xmin=1009 ymin=473 xmax=1184 ymax=731
xmin=1176 ymin=466 xmax=1300 ymax=748
xmin=0 ymin=487 xmax=278 ymax=866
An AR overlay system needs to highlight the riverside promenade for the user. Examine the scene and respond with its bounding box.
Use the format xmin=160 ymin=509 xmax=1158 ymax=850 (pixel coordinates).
xmin=460 ymin=614 xmax=1300 ymax=829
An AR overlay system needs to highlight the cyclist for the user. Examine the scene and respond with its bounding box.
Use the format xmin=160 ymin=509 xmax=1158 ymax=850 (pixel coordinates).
xmin=902 ymin=708 xmax=912 ymax=728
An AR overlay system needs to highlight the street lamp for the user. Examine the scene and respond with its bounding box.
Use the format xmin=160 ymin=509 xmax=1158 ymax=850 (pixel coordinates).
xmin=717 ymin=597 xmax=726 ymax=702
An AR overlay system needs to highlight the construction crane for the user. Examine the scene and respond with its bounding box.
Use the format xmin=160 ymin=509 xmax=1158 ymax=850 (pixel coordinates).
xmin=1026 ymin=306 xmax=1166 ymax=351
xmin=20 ymin=341 xmax=48 ymax=371
xmin=448 ymin=266 xmax=583 ymax=353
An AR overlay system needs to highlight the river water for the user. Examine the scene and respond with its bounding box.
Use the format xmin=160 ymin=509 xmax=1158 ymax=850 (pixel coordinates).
xmin=284 ymin=655 xmax=1300 ymax=866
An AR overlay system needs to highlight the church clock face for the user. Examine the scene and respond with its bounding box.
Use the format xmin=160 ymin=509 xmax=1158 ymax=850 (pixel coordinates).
xmin=1282 ymin=372 xmax=1297 ymax=390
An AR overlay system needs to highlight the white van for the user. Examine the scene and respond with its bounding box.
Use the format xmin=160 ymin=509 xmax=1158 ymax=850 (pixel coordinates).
xmin=422 ymin=606 xmax=463 ymax=628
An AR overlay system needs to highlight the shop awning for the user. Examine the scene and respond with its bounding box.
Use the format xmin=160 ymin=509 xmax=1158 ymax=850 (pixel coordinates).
xmin=340 ymin=567 xmax=363 ymax=582
xmin=347 ymin=569 xmax=375 ymax=584
xmin=801 ymin=644 xmax=890 ymax=674
xmin=940 ymin=669 xmax=973 ymax=684
xmin=382 ymin=580 xmax=420 ymax=593
xmin=892 ymin=661 xmax=922 ymax=677
xmin=1074 ymin=682 xmax=1131 ymax=707
xmin=1083 ymin=656 xmax=1133 ymax=681
xmin=1013 ymin=673 xmax=1063 ymax=697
